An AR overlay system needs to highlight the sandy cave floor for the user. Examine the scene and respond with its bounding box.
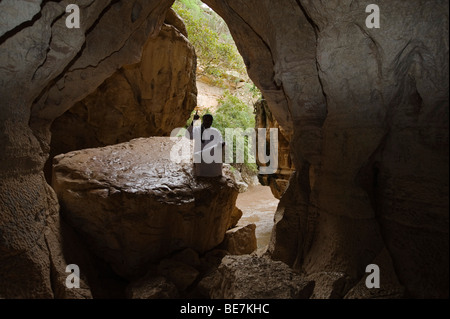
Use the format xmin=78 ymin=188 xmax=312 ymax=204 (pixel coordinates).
xmin=235 ymin=184 xmax=279 ymax=250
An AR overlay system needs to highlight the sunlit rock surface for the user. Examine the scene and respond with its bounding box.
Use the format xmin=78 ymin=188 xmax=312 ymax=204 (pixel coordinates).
xmin=220 ymin=224 xmax=257 ymax=255
xmin=52 ymin=137 xmax=239 ymax=279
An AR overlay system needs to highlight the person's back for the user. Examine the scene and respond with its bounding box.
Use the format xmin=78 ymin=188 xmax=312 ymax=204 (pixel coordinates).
xmin=186 ymin=112 xmax=224 ymax=177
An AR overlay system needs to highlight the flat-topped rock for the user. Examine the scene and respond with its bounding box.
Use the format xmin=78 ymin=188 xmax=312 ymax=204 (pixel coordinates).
xmin=52 ymin=137 xmax=239 ymax=279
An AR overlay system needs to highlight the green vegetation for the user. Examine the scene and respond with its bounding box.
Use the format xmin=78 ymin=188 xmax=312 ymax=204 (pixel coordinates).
xmin=214 ymin=92 xmax=258 ymax=172
xmin=174 ymin=0 xmax=259 ymax=173
xmin=213 ymin=92 xmax=255 ymax=138
xmin=185 ymin=92 xmax=258 ymax=172
xmin=172 ymin=0 xmax=246 ymax=85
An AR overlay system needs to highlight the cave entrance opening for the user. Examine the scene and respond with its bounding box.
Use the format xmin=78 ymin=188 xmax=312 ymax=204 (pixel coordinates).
xmin=44 ymin=0 xmax=284 ymax=256
xmin=172 ymin=0 xmax=281 ymax=251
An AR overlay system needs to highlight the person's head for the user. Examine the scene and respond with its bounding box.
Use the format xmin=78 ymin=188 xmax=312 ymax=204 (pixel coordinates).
xmin=202 ymin=114 xmax=213 ymax=129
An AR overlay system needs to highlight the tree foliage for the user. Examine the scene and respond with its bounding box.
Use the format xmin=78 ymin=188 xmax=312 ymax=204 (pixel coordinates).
xmin=214 ymin=92 xmax=257 ymax=171
xmin=175 ymin=1 xmax=258 ymax=172
xmin=185 ymin=92 xmax=257 ymax=171
xmin=212 ymin=92 xmax=255 ymax=137
xmin=173 ymin=0 xmax=246 ymax=82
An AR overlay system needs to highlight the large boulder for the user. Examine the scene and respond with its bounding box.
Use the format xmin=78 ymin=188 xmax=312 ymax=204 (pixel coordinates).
xmin=204 ymin=255 xmax=315 ymax=299
xmin=52 ymin=137 xmax=239 ymax=279
xmin=49 ymin=10 xmax=197 ymax=159
xmin=220 ymin=224 xmax=257 ymax=255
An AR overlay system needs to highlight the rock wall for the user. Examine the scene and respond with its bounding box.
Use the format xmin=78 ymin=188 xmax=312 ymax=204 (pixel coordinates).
xmin=49 ymin=10 xmax=196 ymax=161
xmin=254 ymin=98 xmax=294 ymax=199
xmin=1 ymin=0 xmax=448 ymax=299
xmin=0 ymin=0 xmax=176 ymax=298
xmin=203 ymin=0 xmax=449 ymax=298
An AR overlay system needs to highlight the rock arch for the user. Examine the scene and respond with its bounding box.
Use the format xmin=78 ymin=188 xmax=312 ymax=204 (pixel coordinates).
xmin=0 ymin=0 xmax=448 ymax=298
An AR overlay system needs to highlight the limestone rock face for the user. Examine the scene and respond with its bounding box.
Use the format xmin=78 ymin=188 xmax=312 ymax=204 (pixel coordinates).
xmin=207 ymin=255 xmax=315 ymax=299
xmin=343 ymin=248 xmax=405 ymax=299
xmin=52 ymin=137 xmax=239 ymax=279
xmin=254 ymin=98 xmax=294 ymax=199
xmin=126 ymin=276 xmax=179 ymax=299
xmin=1 ymin=0 xmax=448 ymax=299
xmin=0 ymin=0 xmax=176 ymax=298
xmin=228 ymin=207 xmax=243 ymax=229
xmin=204 ymin=0 xmax=449 ymax=298
xmin=49 ymin=14 xmax=197 ymax=158
xmin=220 ymin=224 xmax=257 ymax=255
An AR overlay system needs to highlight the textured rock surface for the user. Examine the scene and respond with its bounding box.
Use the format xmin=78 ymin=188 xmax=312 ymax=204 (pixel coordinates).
xmin=228 ymin=206 xmax=243 ymax=230
xmin=343 ymin=248 xmax=405 ymax=299
xmin=0 ymin=0 xmax=176 ymax=298
xmin=204 ymin=0 xmax=449 ymax=298
xmin=157 ymin=259 xmax=200 ymax=291
xmin=206 ymin=255 xmax=315 ymax=299
xmin=126 ymin=275 xmax=179 ymax=299
xmin=52 ymin=137 xmax=239 ymax=278
xmin=255 ymin=98 xmax=294 ymax=199
xmin=1 ymin=0 xmax=448 ymax=299
xmin=220 ymin=224 xmax=257 ymax=255
xmin=49 ymin=11 xmax=197 ymax=160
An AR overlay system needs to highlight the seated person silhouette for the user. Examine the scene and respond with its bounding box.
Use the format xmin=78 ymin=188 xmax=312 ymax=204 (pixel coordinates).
xmin=186 ymin=111 xmax=225 ymax=177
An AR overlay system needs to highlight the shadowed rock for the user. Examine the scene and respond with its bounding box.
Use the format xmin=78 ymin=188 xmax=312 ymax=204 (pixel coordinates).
xmin=1 ymin=0 xmax=448 ymax=299
xmin=204 ymin=0 xmax=449 ymax=298
xmin=126 ymin=276 xmax=179 ymax=299
xmin=49 ymin=11 xmax=197 ymax=159
xmin=52 ymin=137 xmax=239 ymax=279
xmin=205 ymin=255 xmax=314 ymax=299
